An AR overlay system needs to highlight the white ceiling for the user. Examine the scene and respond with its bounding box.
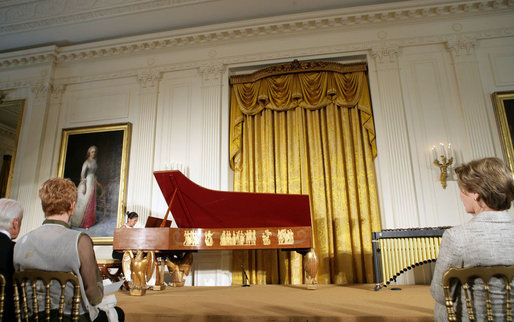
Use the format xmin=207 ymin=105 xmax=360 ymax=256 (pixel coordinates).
xmin=0 ymin=0 xmax=404 ymax=53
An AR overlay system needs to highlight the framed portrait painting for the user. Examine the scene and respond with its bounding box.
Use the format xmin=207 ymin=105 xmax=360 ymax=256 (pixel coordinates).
xmin=492 ymin=91 xmax=514 ymax=172
xmin=57 ymin=123 xmax=132 ymax=244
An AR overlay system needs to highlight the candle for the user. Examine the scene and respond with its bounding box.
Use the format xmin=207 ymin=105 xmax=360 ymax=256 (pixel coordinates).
xmin=448 ymin=143 xmax=453 ymax=159
xmin=431 ymin=146 xmax=437 ymax=161
xmin=439 ymin=143 xmax=445 ymax=158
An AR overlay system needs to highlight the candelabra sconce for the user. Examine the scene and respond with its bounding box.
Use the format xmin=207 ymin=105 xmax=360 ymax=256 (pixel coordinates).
xmin=431 ymin=143 xmax=454 ymax=189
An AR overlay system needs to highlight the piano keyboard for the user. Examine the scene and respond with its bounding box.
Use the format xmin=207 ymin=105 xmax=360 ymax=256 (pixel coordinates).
xmin=372 ymin=227 xmax=449 ymax=290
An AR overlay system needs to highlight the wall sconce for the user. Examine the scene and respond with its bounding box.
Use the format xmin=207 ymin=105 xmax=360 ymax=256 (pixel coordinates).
xmin=431 ymin=143 xmax=454 ymax=189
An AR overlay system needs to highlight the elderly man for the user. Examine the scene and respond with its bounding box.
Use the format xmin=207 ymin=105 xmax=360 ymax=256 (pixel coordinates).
xmin=0 ymin=198 xmax=23 ymax=322
xmin=14 ymin=178 xmax=124 ymax=321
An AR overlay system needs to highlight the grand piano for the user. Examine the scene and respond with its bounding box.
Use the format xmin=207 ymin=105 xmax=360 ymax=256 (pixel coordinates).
xmin=113 ymin=170 xmax=317 ymax=293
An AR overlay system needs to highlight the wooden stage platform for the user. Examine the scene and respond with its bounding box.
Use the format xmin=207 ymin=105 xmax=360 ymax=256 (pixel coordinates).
xmin=115 ymin=284 xmax=434 ymax=321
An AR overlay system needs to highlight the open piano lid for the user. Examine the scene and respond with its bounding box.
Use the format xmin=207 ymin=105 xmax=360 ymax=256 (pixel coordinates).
xmin=153 ymin=170 xmax=311 ymax=229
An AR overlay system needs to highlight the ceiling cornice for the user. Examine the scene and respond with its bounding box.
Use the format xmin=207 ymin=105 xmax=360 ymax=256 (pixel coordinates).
xmin=0 ymin=0 xmax=214 ymax=33
xmin=0 ymin=0 xmax=512 ymax=70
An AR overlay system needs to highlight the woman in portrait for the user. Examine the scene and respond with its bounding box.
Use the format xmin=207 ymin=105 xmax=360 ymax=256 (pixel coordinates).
xmin=430 ymin=157 xmax=514 ymax=321
xmin=71 ymin=145 xmax=99 ymax=228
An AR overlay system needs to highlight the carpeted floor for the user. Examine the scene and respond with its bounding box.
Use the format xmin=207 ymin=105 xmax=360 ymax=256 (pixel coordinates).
xmin=115 ymin=284 xmax=435 ymax=321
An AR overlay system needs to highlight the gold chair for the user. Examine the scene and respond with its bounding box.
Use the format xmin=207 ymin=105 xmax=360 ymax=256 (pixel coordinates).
xmin=442 ymin=265 xmax=514 ymax=322
xmin=13 ymin=270 xmax=82 ymax=322
xmin=0 ymin=273 xmax=5 ymax=321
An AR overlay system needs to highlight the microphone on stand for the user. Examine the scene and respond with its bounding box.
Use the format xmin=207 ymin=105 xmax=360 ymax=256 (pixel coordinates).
xmin=241 ymin=265 xmax=250 ymax=287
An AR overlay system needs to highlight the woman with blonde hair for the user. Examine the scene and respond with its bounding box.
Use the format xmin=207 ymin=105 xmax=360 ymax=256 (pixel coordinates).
xmin=430 ymin=157 xmax=514 ymax=321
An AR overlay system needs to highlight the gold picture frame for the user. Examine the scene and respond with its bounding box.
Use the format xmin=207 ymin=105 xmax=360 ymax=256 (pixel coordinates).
xmin=492 ymin=91 xmax=514 ymax=172
xmin=0 ymin=99 xmax=24 ymax=198
xmin=57 ymin=123 xmax=132 ymax=245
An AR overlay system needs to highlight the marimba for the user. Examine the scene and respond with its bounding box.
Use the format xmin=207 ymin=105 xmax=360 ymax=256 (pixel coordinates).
xmin=372 ymin=227 xmax=450 ymax=290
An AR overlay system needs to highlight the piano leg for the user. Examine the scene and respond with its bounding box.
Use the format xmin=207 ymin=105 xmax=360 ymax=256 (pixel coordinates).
xmin=165 ymin=252 xmax=194 ymax=287
xmin=303 ymin=249 xmax=319 ymax=290
xmin=153 ymin=257 xmax=166 ymax=291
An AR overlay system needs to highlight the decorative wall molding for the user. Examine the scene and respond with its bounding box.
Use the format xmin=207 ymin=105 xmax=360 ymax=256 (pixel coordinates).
xmin=0 ymin=0 xmax=213 ymax=33
xmin=370 ymin=47 xmax=400 ymax=64
xmin=446 ymin=39 xmax=477 ymax=56
xmin=0 ymin=1 xmax=512 ymax=69
xmin=0 ymin=46 xmax=57 ymax=68
xmin=50 ymin=84 xmax=66 ymax=99
xmin=0 ymin=80 xmax=36 ymax=90
xmin=198 ymin=63 xmax=225 ymax=84
xmin=30 ymin=81 xmax=52 ymax=99
xmin=1 ymin=0 xmax=509 ymax=35
xmin=1 ymin=27 xmax=512 ymax=90
xmin=27 ymin=80 xmax=65 ymax=100
xmin=137 ymin=69 xmax=162 ymax=88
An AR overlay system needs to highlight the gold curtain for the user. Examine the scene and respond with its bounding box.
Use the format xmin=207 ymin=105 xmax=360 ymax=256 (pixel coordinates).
xmin=229 ymin=61 xmax=381 ymax=284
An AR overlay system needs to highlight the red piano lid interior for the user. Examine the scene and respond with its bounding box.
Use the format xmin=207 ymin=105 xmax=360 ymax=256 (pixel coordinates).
xmin=153 ymin=170 xmax=312 ymax=229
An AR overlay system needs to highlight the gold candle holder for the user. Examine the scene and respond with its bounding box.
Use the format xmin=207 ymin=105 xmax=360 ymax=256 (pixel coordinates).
xmin=432 ymin=143 xmax=454 ymax=189
xmin=433 ymin=156 xmax=453 ymax=189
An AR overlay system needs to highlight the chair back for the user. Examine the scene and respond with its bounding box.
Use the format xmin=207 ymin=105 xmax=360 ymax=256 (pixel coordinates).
xmin=442 ymin=265 xmax=514 ymax=322
xmin=0 ymin=273 xmax=5 ymax=321
xmin=13 ymin=270 xmax=82 ymax=322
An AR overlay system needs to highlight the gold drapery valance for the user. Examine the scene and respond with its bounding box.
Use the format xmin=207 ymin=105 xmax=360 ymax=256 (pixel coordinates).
xmin=230 ymin=61 xmax=376 ymax=171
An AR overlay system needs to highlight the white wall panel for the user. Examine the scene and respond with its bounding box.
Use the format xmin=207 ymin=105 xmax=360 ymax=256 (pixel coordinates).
xmin=370 ymin=48 xmax=419 ymax=229
xmin=399 ymin=45 xmax=467 ymax=228
xmin=64 ymin=79 xmax=133 ymax=125
xmin=489 ymin=49 xmax=514 ymax=87
xmin=476 ymin=38 xmax=514 ymax=166
xmin=151 ymin=71 xmax=194 ymax=221
xmin=125 ymin=71 xmax=160 ymax=223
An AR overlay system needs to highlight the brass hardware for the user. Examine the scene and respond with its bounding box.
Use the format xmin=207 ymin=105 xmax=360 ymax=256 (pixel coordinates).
xmin=433 ymin=156 xmax=454 ymax=189
xmin=442 ymin=265 xmax=514 ymax=321
xmin=432 ymin=143 xmax=454 ymax=189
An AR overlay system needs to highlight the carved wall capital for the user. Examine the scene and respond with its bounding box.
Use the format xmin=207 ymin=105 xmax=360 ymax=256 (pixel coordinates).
xmin=198 ymin=64 xmax=225 ymax=84
xmin=370 ymin=47 xmax=400 ymax=65
xmin=446 ymin=39 xmax=477 ymax=57
xmin=50 ymin=84 xmax=66 ymax=100
xmin=30 ymin=81 xmax=52 ymax=99
xmin=137 ymin=70 xmax=162 ymax=88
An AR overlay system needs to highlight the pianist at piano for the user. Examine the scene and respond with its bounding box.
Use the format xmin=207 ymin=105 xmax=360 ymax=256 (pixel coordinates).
xmin=113 ymin=170 xmax=318 ymax=291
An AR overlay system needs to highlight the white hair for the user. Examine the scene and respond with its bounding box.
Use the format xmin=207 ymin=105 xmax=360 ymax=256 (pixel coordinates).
xmin=0 ymin=198 xmax=23 ymax=230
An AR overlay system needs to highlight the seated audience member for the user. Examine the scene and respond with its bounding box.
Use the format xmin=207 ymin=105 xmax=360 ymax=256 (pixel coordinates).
xmin=0 ymin=198 xmax=23 ymax=322
xmin=430 ymin=157 xmax=514 ymax=321
xmin=112 ymin=211 xmax=139 ymax=260
xmin=14 ymin=178 xmax=124 ymax=322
